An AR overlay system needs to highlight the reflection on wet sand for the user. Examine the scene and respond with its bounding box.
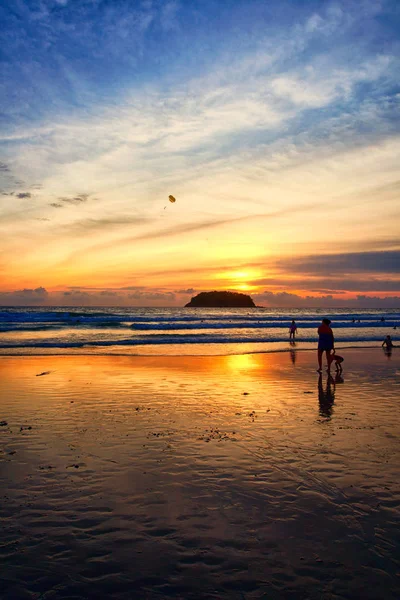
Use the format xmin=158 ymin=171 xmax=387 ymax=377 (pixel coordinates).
xmin=318 ymin=373 xmax=336 ymax=419
xmin=1 ymin=349 xmax=400 ymax=599
xmin=335 ymin=373 xmax=344 ymax=384
xmin=289 ymin=341 xmax=297 ymax=365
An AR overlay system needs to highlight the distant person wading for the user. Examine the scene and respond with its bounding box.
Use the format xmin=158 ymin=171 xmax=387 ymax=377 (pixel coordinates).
xmin=289 ymin=320 xmax=297 ymax=340
xmin=382 ymin=335 xmax=394 ymax=350
xmin=317 ymin=318 xmax=334 ymax=372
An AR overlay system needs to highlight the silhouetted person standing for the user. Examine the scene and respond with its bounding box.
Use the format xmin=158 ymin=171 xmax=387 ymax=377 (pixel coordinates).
xmin=382 ymin=335 xmax=394 ymax=350
xmin=289 ymin=320 xmax=297 ymax=340
xmin=317 ymin=318 xmax=334 ymax=372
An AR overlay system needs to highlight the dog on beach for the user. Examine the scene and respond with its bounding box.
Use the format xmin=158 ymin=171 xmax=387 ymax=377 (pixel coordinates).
xmin=329 ymin=351 xmax=344 ymax=373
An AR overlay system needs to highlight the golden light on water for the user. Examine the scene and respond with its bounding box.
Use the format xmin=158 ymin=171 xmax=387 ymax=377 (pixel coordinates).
xmin=225 ymin=353 xmax=263 ymax=372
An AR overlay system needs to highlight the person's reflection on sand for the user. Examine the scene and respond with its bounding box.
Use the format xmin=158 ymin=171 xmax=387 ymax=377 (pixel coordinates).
xmin=318 ymin=374 xmax=335 ymax=419
xmin=334 ymin=373 xmax=344 ymax=385
xmin=289 ymin=341 xmax=296 ymax=365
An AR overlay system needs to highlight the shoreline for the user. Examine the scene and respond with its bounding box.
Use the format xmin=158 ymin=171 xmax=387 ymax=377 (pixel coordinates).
xmin=0 ymin=341 xmax=392 ymax=358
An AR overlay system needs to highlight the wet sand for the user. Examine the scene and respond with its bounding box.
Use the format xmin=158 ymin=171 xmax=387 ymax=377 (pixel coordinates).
xmin=1 ymin=349 xmax=400 ymax=599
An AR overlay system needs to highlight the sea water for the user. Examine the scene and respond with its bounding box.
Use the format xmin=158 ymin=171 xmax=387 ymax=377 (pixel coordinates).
xmin=0 ymin=307 xmax=398 ymax=356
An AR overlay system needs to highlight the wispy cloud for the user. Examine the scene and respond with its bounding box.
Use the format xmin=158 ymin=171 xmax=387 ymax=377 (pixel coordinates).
xmin=47 ymin=192 xmax=92 ymax=210
xmin=52 ymin=203 xmax=322 ymax=267
xmin=62 ymin=216 xmax=151 ymax=234
xmin=57 ymin=193 xmax=90 ymax=205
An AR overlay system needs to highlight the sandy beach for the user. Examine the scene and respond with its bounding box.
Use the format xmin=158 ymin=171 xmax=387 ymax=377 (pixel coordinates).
xmin=1 ymin=348 xmax=399 ymax=599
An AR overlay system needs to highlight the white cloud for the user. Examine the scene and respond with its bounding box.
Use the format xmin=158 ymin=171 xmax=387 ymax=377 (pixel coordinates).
xmin=2 ymin=50 xmax=396 ymax=214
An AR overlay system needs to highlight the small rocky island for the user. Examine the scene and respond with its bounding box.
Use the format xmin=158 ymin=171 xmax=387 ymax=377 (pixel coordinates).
xmin=185 ymin=290 xmax=256 ymax=308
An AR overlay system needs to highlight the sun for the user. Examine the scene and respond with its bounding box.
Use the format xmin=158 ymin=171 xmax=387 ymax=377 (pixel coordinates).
xmin=233 ymin=271 xmax=249 ymax=279
xmin=230 ymin=270 xmax=252 ymax=280
xmin=213 ymin=268 xmax=262 ymax=292
xmin=218 ymin=268 xmax=262 ymax=282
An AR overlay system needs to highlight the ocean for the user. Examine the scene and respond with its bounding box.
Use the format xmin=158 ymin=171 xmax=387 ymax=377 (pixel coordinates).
xmin=0 ymin=306 xmax=398 ymax=356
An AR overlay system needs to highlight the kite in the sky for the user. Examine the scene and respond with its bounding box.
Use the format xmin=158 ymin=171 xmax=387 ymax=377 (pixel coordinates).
xmin=164 ymin=194 xmax=177 ymax=209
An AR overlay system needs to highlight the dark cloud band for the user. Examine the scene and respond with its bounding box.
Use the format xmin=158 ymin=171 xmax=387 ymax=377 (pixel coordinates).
xmin=277 ymin=250 xmax=400 ymax=275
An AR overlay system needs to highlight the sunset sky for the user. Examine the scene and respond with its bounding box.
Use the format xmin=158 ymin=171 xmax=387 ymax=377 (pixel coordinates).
xmin=0 ymin=0 xmax=399 ymax=307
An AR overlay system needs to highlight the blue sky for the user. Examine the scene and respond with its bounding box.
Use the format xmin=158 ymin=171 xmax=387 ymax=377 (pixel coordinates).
xmin=0 ymin=0 xmax=400 ymax=306
xmin=2 ymin=0 xmax=399 ymax=129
